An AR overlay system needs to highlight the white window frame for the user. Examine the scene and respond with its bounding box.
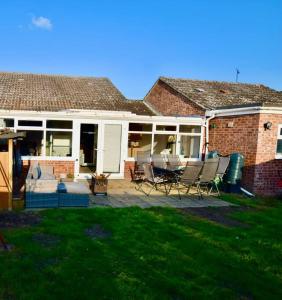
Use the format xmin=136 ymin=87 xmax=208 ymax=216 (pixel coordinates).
xmin=276 ymin=124 xmax=282 ymax=159
xmin=13 ymin=117 xmax=74 ymax=160
xmin=127 ymin=122 xmax=203 ymax=161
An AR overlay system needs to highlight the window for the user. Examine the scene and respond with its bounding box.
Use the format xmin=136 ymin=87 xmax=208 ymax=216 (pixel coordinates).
xmin=179 ymin=125 xmax=201 ymax=133
xmin=156 ymin=125 xmax=176 ymax=131
xmin=18 ymin=120 xmax=42 ymax=127
xmin=17 ymin=130 xmax=43 ymax=156
xmin=128 ymin=123 xmax=153 ymax=158
xmin=0 ymin=118 xmax=14 ymax=128
xmin=47 ymin=120 xmax=73 ymax=129
xmin=153 ymin=134 xmax=177 ymax=155
xmin=46 ymin=131 xmax=72 ymax=157
xmin=127 ymin=122 xmax=203 ymax=159
xmin=276 ymin=126 xmax=282 ymax=156
xmin=128 ymin=133 xmax=152 ymax=158
xmin=180 ymin=136 xmax=201 ymax=158
xmin=129 ymin=123 xmax=152 ymax=132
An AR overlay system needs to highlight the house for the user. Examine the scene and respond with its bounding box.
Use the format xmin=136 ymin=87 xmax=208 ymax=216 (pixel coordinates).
xmin=0 ymin=72 xmax=205 ymax=182
xmin=145 ymin=77 xmax=282 ymax=196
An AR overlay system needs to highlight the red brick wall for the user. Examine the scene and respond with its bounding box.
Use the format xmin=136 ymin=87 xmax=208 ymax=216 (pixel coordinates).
xmin=22 ymin=160 xmax=75 ymax=179
xmin=209 ymin=113 xmax=282 ymax=196
xmin=253 ymin=114 xmax=282 ymax=195
xmin=145 ymin=80 xmax=205 ymax=116
xmin=208 ymin=114 xmax=260 ymax=192
xmin=124 ymin=161 xmax=135 ymax=180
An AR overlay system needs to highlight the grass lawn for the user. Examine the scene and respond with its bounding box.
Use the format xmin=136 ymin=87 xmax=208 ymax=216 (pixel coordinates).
xmin=1 ymin=195 xmax=282 ymax=299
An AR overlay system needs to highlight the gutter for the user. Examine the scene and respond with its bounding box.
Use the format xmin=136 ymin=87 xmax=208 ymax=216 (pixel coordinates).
xmin=204 ymin=111 xmax=215 ymax=157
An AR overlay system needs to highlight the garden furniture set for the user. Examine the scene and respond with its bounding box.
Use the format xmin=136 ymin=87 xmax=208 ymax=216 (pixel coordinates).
xmin=133 ymin=153 xmax=230 ymax=199
xmin=25 ymin=163 xmax=90 ymax=208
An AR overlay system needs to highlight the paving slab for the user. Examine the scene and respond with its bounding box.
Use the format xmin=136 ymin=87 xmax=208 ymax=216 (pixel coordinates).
xmin=82 ymin=180 xmax=232 ymax=209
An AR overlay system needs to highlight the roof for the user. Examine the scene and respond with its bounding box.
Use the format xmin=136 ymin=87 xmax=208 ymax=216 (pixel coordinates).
xmin=125 ymin=99 xmax=155 ymax=116
xmin=0 ymin=72 xmax=153 ymax=115
xmin=159 ymin=77 xmax=282 ymax=110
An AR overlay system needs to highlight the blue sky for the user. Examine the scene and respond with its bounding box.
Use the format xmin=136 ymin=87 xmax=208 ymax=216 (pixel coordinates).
xmin=0 ymin=0 xmax=281 ymax=98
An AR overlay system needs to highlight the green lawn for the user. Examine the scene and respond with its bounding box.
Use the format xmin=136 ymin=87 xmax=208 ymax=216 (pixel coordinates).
xmin=1 ymin=195 xmax=282 ymax=299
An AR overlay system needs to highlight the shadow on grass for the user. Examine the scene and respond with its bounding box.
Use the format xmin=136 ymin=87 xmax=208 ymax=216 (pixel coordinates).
xmin=0 ymin=205 xmax=282 ymax=299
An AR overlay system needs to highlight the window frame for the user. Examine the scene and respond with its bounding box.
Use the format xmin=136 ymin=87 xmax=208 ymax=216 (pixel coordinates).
xmin=276 ymin=124 xmax=282 ymax=159
xmin=127 ymin=122 xmax=203 ymax=161
xmin=10 ymin=118 xmax=74 ymax=160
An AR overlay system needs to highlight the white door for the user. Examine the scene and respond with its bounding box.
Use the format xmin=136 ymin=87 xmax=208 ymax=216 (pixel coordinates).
xmin=103 ymin=124 xmax=122 ymax=173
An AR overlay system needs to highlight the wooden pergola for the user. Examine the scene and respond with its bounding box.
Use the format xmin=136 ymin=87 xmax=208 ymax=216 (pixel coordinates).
xmin=0 ymin=130 xmax=26 ymax=211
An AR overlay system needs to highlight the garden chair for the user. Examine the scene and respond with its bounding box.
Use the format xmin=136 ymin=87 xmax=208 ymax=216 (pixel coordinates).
xmin=195 ymin=158 xmax=220 ymax=199
xmin=209 ymin=156 xmax=230 ymax=196
xmin=131 ymin=151 xmax=151 ymax=181
xmin=173 ymin=162 xmax=203 ymax=199
xmin=167 ymin=154 xmax=183 ymax=170
xmin=136 ymin=151 xmax=151 ymax=171
xmin=209 ymin=156 xmax=230 ymax=195
xmin=136 ymin=163 xmax=169 ymax=196
xmin=151 ymin=154 xmax=167 ymax=169
xmin=217 ymin=156 xmax=230 ymax=180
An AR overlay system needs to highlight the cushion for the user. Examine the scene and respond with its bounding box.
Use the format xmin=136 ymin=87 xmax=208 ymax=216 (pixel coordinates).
xmin=40 ymin=173 xmax=56 ymax=180
xmin=37 ymin=166 xmax=42 ymax=179
xmin=32 ymin=166 xmax=40 ymax=179
xmin=63 ymin=182 xmax=91 ymax=194
xmin=33 ymin=186 xmax=58 ymax=193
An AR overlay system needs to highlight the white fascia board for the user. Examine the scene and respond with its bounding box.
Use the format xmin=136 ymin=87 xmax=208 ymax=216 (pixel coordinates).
xmin=0 ymin=109 xmax=205 ymax=125
xmin=207 ymin=106 xmax=282 ymax=117
xmin=0 ymin=109 xmax=135 ymax=120
xmin=206 ymin=106 xmax=261 ymax=117
xmin=125 ymin=115 xmax=205 ymax=125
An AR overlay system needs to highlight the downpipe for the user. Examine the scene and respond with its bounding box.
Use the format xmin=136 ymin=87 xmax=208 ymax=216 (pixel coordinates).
xmin=203 ymin=112 xmax=215 ymax=160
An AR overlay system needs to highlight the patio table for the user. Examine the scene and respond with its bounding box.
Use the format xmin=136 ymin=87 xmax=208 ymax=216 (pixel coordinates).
xmin=153 ymin=166 xmax=181 ymax=183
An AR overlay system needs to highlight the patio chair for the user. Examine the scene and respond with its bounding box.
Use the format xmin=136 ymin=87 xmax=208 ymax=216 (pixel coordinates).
xmin=136 ymin=151 xmax=151 ymax=171
xmin=208 ymin=156 xmax=230 ymax=195
xmin=137 ymin=163 xmax=169 ymax=196
xmin=173 ymin=162 xmax=203 ymax=199
xmin=195 ymin=158 xmax=220 ymax=199
xmin=151 ymin=154 xmax=167 ymax=169
xmin=217 ymin=156 xmax=231 ymax=180
xmin=167 ymin=154 xmax=183 ymax=170
xmin=130 ymin=151 xmax=151 ymax=181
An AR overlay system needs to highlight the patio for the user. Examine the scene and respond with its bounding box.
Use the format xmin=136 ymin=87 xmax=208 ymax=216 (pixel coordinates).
xmin=86 ymin=180 xmax=232 ymax=208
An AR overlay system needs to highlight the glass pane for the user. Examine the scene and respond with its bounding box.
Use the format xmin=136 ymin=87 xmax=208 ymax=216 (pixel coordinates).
xmin=17 ymin=130 xmax=43 ymax=156
xmin=179 ymin=125 xmax=201 ymax=133
xmin=180 ymin=136 xmax=201 ymax=158
xmin=128 ymin=133 xmax=152 ymax=158
xmin=153 ymin=134 xmax=176 ymax=154
xmin=156 ymin=125 xmax=176 ymax=131
xmin=103 ymin=124 xmax=122 ymax=173
xmin=46 ymin=131 xmax=72 ymax=157
xmin=47 ymin=120 xmax=73 ymax=129
xmin=280 ymin=128 xmax=282 ymax=136
xmin=80 ymin=124 xmax=98 ymax=173
xmin=277 ymin=139 xmax=282 ymax=154
xmin=129 ymin=123 xmax=152 ymax=132
xmin=18 ymin=120 xmax=42 ymax=127
xmin=0 ymin=118 xmax=14 ymax=128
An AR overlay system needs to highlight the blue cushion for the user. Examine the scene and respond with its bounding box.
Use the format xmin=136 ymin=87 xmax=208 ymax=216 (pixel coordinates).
xmin=37 ymin=166 xmax=42 ymax=179
xmin=32 ymin=167 xmax=39 ymax=179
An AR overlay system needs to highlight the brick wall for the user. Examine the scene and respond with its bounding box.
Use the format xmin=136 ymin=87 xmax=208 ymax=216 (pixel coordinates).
xmin=22 ymin=160 xmax=75 ymax=179
xmin=253 ymin=114 xmax=282 ymax=195
xmin=124 ymin=160 xmax=135 ymax=180
xmin=145 ymin=80 xmax=205 ymax=116
xmin=208 ymin=114 xmax=260 ymax=191
xmin=209 ymin=113 xmax=282 ymax=196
